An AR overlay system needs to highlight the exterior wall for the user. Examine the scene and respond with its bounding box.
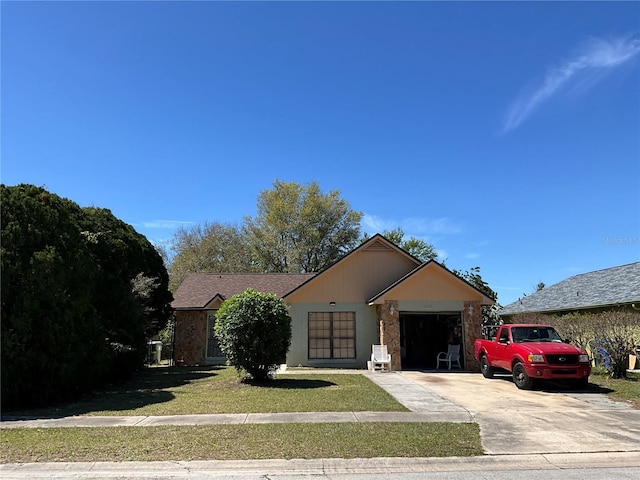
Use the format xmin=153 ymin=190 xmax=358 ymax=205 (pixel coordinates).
xmin=463 ymin=301 xmax=482 ymax=371
xmin=378 ymin=300 xmax=401 ymax=371
xmin=174 ymin=310 xmax=207 ymax=365
xmin=398 ymin=300 xmax=465 ymax=312
xmin=287 ymin=302 xmax=379 ymax=368
xmin=286 ymin=246 xmax=419 ymax=304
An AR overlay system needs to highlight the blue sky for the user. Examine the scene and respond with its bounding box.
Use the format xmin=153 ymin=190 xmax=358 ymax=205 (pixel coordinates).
xmin=2 ymin=1 xmax=639 ymax=306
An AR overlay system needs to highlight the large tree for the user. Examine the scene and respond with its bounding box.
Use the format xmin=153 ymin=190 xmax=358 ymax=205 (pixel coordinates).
xmin=1 ymin=184 xmax=173 ymax=408
xmin=80 ymin=207 xmax=173 ymax=367
xmin=244 ymin=180 xmax=362 ymax=273
xmin=168 ymin=222 xmax=255 ymax=292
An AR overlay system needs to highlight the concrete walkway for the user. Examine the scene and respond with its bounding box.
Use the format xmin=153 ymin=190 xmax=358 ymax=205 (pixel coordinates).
xmin=0 ymin=371 xmax=473 ymax=429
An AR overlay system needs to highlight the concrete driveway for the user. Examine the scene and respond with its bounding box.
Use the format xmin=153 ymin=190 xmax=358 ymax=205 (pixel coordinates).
xmin=400 ymin=371 xmax=640 ymax=455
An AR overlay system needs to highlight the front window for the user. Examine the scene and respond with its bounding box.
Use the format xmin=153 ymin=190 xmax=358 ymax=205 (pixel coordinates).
xmin=511 ymin=326 xmax=564 ymax=343
xmin=308 ymin=312 xmax=355 ymax=359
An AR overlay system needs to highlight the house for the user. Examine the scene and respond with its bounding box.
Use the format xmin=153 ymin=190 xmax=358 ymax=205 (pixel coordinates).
xmin=171 ymin=234 xmax=495 ymax=371
xmin=499 ymin=262 xmax=640 ymax=319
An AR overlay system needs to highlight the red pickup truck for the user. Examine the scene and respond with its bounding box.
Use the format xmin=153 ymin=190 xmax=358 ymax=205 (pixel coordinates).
xmin=474 ymin=324 xmax=591 ymax=389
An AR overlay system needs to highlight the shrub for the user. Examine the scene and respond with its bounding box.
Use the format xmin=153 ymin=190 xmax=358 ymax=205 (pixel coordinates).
xmin=214 ymin=289 xmax=292 ymax=381
xmin=513 ymin=310 xmax=640 ymax=379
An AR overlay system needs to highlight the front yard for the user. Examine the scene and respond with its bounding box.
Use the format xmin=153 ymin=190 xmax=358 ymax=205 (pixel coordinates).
xmin=4 ymin=366 xmax=408 ymax=417
xmin=1 ymin=366 xmax=482 ymax=462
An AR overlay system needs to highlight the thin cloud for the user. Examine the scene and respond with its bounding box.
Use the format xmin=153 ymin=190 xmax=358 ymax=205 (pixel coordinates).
xmin=503 ymin=35 xmax=640 ymax=133
xmin=142 ymin=220 xmax=195 ymax=229
xmin=362 ymin=214 xmax=463 ymax=236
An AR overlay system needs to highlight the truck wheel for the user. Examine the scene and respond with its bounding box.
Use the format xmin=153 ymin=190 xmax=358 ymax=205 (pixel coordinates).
xmin=480 ymin=355 xmax=494 ymax=379
xmin=512 ymin=362 xmax=534 ymax=390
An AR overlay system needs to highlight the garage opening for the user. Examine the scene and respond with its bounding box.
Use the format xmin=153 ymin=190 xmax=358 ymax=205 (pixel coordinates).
xmin=399 ymin=312 xmax=463 ymax=369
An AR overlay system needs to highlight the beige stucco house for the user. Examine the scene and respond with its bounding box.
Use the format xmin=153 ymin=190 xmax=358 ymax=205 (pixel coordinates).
xmin=171 ymin=234 xmax=495 ymax=371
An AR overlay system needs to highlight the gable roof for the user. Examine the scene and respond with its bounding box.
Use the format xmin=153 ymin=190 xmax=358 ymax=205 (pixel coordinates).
xmin=172 ymin=273 xmax=316 ymax=309
xmin=283 ymin=234 xmax=422 ymax=301
xmin=500 ymin=262 xmax=640 ymax=316
xmin=367 ymin=260 xmax=496 ymax=305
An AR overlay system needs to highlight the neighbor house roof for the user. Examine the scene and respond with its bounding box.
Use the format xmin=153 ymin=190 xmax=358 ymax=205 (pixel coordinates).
xmin=171 ymin=273 xmax=316 ymax=309
xmin=500 ymin=262 xmax=640 ymax=316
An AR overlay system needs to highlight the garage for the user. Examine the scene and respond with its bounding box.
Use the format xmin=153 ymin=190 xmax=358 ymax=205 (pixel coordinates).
xmin=400 ymin=312 xmax=463 ymax=369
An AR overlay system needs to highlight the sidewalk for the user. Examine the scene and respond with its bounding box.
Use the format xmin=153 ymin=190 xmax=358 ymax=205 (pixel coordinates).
xmin=2 ymin=452 xmax=639 ymax=478
xmin=0 ymin=371 xmax=473 ymax=429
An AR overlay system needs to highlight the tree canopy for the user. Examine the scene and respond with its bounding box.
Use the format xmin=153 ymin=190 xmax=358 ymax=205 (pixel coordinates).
xmin=1 ymin=184 xmax=173 ymax=408
xmin=168 ymin=222 xmax=256 ymax=291
xmin=244 ymin=180 xmax=363 ymax=273
xmin=167 ymin=180 xmax=363 ymax=285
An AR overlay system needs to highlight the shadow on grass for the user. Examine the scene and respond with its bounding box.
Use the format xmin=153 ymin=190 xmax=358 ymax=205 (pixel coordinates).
xmin=2 ymin=365 xmax=224 ymax=420
xmin=243 ymin=378 xmax=336 ymax=389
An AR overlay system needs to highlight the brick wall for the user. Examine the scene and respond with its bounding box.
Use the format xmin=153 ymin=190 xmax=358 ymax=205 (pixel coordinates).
xmin=463 ymin=301 xmax=482 ymax=371
xmin=378 ymin=300 xmax=401 ymax=371
xmin=173 ymin=310 xmax=207 ymax=365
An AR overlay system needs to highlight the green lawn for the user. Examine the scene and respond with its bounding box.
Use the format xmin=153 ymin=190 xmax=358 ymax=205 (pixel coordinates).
xmin=4 ymin=366 xmax=408 ymax=417
xmin=1 ymin=366 xmax=484 ymax=463
xmin=589 ymin=368 xmax=640 ymax=409
xmin=0 ymin=423 xmax=483 ymax=463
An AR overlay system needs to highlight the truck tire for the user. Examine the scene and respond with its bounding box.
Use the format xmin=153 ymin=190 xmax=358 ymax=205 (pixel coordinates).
xmin=512 ymin=362 xmax=534 ymax=390
xmin=480 ymin=355 xmax=494 ymax=379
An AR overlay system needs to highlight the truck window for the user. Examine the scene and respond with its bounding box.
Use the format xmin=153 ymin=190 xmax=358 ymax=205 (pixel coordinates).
xmin=499 ymin=328 xmax=509 ymax=343
xmin=512 ymin=327 xmax=564 ymax=343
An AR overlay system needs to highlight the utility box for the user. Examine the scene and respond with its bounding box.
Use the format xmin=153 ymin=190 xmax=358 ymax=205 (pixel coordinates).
xmin=148 ymin=340 xmax=163 ymax=365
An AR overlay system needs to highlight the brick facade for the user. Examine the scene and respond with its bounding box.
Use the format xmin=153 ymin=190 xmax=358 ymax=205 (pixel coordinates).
xmin=378 ymin=300 xmax=401 ymax=371
xmin=463 ymin=300 xmax=482 ymax=371
xmin=174 ymin=310 xmax=207 ymax=365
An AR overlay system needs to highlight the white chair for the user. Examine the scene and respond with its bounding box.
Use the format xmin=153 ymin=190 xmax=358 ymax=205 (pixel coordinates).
xmin=436 ymin=344 xmax=462 ymax=370
xmin=368 ymin=344 xmax=392 ymax=372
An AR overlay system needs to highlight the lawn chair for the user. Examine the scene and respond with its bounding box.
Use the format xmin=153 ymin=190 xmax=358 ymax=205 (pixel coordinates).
xmin=436 ymin=344 xmax=461 ymax=370
xmin=368 ymin=344 xmax=392 ymax=372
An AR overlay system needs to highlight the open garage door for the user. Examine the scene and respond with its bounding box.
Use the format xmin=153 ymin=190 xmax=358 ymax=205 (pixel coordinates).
xmin=399 ymin=312 xmax=463 ymax=369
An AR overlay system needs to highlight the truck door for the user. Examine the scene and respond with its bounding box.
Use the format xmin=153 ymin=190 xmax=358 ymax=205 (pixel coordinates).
xmin=493 ymin=327 xmax=511 ymax=370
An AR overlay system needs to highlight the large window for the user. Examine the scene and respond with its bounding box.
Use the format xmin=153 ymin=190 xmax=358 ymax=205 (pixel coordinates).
xmin=308 ymin=312 xmax=355 ymax=359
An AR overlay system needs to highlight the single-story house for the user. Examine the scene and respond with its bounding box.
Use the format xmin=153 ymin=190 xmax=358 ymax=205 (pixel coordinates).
xmin=171 ymin=234 xmax=495 ymax=371
xmin=499 ymin=261 xmax=640 ymax=319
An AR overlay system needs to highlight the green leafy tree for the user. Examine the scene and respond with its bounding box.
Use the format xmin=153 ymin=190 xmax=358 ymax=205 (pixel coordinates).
xmin=452 ymin=266 xmax=500 ymax=328
xmin=214 ymin=289 xmax=292 ymax=381
xmin=1 ymin=185 xmax=173 ymax=408
xmin=362 ymin=227 xmax=438 ymax=262
xmin=1 ymin=185 xmax=105 ymax=407
xmin=168 ymin=222 xmax=255 ymax=291
xmin=80 ymin=207 xmax=173 ymax=368
xmin=244 ymin=180 xmax=362 ymax=273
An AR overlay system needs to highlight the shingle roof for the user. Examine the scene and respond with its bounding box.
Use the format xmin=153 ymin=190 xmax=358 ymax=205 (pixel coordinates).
xmin=171 ymin=273 xmax=316 ymax=309
xmin=500 ymin=262 xmax=640 ymax=316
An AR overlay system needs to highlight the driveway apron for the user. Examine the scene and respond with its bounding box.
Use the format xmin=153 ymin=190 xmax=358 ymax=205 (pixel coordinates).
xmin=399 ymin=371 xmax=640 ymax=455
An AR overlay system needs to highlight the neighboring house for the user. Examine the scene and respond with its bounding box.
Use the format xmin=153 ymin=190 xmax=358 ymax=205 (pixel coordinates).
xmin=171 ymin=234 xmax=495 ymax=371
xmin=499 ymin=262 xmax=640 ymax=319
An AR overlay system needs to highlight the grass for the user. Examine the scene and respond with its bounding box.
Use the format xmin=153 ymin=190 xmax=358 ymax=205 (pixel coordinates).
xmin=1 ymin=366 xmax=483 ymax=463
xmin=589 ymin=368 xmax=640 ymax=409
xmin=4 ymin=366 xmax=408 ymax=417
xmin=0 ymin=423 xmax=482 ymax=463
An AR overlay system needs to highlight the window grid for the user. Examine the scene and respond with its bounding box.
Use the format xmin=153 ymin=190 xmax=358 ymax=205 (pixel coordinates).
xmin=308 ymin=312 xmax=355 ymax=359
